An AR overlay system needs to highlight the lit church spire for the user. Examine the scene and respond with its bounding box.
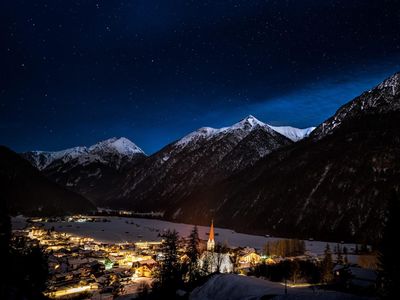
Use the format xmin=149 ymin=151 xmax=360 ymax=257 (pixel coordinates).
xmin=207 ymin=219 xmax=215 ymax=251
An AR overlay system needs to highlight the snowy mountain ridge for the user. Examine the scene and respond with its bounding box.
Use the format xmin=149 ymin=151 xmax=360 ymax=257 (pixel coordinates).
xmin=88 ymin=137 xmax=145 ymax=157
xmin=22 ymin=116 xmax=313 ymax=207
xmin=25 ymin=147 xmax=88 ymax=170
xmin=25 ymin=117 xmax=314 ymax=170
xmin=23 ymin=137 xmax=145 ymax=170
xmin=176 ymin=115 xmax=314 ymax=147
xmin=116 ymin=115 xmax=299 ymax=210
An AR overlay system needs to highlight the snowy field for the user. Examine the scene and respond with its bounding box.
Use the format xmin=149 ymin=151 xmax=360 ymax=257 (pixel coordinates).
xmin=190 ymin=274 xmax=374 ymax=300
xmin=12 ymin=216 xmax=358 ymax=256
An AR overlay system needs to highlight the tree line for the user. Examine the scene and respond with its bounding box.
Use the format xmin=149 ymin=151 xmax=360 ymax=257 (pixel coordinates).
xmin=251 ymin=243 xmax=334 ymax=284
xmin=264 ymin=239 xmax=306 ymax=257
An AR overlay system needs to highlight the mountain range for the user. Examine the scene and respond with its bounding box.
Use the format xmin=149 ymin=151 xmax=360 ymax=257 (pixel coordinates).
xmin=171 ymin=72 xmax=400 ymax=243
xmin=22 ymin=137 xmax=146 ymax=206
xmin=12 ymin=72 xmax=400 ymax=242
xmin=23 ymin=118 xmax=313 ymax=208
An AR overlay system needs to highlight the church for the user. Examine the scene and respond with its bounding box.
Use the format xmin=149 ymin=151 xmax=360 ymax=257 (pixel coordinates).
xmin=199 ymin=220 xmax=234 ymax=274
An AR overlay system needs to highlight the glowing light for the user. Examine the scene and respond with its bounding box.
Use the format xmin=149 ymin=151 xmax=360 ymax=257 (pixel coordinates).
xmin=45 ymin=284 xmax=97 ymax=298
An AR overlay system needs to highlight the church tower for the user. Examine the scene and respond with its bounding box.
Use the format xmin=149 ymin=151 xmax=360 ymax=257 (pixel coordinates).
xmin=207 ymin=220 xmax=215 ymax=251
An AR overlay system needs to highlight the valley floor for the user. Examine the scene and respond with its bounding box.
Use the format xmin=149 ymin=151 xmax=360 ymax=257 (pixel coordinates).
xmin=13 ymin=215 xmax=360 ymax=258
xmin=11 ymin=215 xmax=377 ymax=299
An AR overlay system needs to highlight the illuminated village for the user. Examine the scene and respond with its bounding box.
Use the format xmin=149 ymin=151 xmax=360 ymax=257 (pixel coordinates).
xmin=19 ymin=226 xmax=157 ymax=299
xmin=11 ymin=215 xmax=379 ymax=300
xmin=14 ymin=217 xmax=268 ymax=299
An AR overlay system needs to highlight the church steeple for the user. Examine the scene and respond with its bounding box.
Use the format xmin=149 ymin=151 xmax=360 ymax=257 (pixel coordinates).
xmin=207 ymin=220 xmax=215 ymax=251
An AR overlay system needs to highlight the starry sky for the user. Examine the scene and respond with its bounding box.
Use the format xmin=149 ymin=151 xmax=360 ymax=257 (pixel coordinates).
xmin=1 ymin=0 xmax=400 ymax=154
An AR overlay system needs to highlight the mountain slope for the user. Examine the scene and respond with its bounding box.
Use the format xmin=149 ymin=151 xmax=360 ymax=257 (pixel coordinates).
xmin=22 ymin=137 xmax=146 ymax=206
xmin=22 ymin=146 xmax=87 ymax=171
xmin=113 ymin=116 xmax=294 ymax=212
xmin=0 ymin=146 xmax=95 ymax=216
xmin=311 ymin=72 xmax=400 ymax=139
xmin=160 ymin=72 xmax=400 ymax=243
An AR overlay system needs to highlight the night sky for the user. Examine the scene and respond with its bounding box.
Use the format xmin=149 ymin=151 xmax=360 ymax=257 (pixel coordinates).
xmin=1 ymin=0 xmax=400 ymax=154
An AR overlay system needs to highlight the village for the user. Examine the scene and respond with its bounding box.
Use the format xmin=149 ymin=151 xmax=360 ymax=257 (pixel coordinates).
xmin=12 ymin=216 xmax=378 ymax=299
xmin=15 ymin=224 xmax=159 ymax=299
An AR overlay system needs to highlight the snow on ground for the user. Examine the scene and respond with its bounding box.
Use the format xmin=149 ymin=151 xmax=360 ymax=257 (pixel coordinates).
xmin=13 ymin=216 xmax=357 ymax=256
xmin=12 ymin=216 xmax=28 ymax=229
xmin=115 ymin=278 xmax=153 ymax=300
xmin=190 ymin=274 xmax=374 ymax=300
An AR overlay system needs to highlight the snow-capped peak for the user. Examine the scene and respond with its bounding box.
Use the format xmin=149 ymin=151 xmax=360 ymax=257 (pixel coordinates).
xmin=229 ymin=115 xmax=267 ymax=131
xmin=231 ymin=115 xmax=315 ymax=142
xmin=174 ymin=115 xmax=313 ymax=148
xmin=267 ymin=125 xmax=316 ymax=142
xmin=88 ymin=137 xmax=145 ymax=157
xmin=238 ymin=115 xmax=266 ymax=127
xmin=175 ymin=115 xmax=268 ymax=148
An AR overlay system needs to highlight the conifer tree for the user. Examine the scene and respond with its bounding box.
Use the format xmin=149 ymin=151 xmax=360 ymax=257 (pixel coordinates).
xmin=265 ymin=242 xmax=271 ymax=256
xmin=155 ymin=230 xmax=182 ymax=293
xmin=336 ymin=243 xmax=344 ymax=265
xmin=343 ymin=246 xmax=349 ymax=264
xmin=1 ymin=201 xmax=49 ymax=300
xmin=186 ymin=225 xmax=200 ymax=283
xmin=201 ymin=252 xmax=211 ymax=276
xmin=321 ymin=244 xmax=334 ymax=283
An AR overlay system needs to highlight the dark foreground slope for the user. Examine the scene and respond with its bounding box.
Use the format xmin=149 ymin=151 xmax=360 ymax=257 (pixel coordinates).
xmin=0 ymin=146 xmax=95 ymax=216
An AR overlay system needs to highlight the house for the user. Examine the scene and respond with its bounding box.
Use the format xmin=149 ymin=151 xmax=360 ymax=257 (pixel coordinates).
xmin=239 ymin=251 xmax=261 ymax=265
xmin=264 ymin=257 xmax=277 ymax=265
xmin=133 ymin=258 xmax=157 ymax=277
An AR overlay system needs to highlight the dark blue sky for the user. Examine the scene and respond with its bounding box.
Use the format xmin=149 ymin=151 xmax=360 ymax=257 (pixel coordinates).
xmin=1 ymin=0 xmax=400 ymax=154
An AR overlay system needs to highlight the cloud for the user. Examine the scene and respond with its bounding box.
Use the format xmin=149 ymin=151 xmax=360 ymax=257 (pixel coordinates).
xmin=248 ymin=67 xmax=400 ymax=128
